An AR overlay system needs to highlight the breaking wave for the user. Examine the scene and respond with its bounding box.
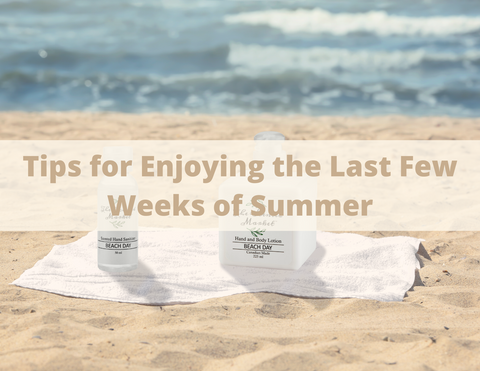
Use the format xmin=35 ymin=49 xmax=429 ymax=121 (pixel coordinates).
xmin=228 ymin=43 xmax=480 ymax=72
xmin=225 ymin=8 xmax=480 ymax=37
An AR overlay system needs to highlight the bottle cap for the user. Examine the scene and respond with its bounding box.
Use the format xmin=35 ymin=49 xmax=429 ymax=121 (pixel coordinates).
xmin=254 ymin=131 xmax=285 ymax=141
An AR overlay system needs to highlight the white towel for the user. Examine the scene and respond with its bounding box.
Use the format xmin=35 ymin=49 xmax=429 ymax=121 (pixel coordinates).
xmin=12 ymin=230 xmax=421 ymax=303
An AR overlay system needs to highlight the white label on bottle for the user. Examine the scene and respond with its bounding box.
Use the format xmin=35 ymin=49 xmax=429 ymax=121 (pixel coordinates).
xmin=97 ymin=231 xmax=138 ymax=250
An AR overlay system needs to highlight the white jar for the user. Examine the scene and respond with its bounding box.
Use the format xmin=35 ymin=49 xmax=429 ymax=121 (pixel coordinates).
xmin=219 ymin=132 xmax=317 ymax=270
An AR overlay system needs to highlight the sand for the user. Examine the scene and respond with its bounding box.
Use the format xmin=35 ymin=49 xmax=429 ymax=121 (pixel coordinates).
xmin=1 ymin=112 xmax=480 ymax=371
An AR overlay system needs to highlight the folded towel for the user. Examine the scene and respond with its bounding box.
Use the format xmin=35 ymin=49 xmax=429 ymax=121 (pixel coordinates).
xmin=12 ymin=230 xmax=421 ymax=304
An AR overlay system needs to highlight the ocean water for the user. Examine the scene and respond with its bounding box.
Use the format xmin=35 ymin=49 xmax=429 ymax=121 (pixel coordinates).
xmin=1 ymin=0 xmax=480 ymax=116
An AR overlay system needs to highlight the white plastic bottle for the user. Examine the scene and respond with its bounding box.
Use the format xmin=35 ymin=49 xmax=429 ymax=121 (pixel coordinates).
xmin=97 ymin=146 xmax=138 ymax=272
xmin=219 ymin=131 xmax=317 ymax=270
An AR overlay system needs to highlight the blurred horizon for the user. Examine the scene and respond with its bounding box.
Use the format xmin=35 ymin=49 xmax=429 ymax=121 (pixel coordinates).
xmin=1 ymin=0 xmax=480 ymax=116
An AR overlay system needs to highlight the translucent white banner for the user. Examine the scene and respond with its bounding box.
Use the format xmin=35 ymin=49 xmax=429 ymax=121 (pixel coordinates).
xmin=0 ymin=140 xmax=477 ymax=231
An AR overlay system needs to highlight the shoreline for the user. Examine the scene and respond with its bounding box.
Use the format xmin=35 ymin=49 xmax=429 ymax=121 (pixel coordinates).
xmin=1 ymin=111 xmax=480 ymax=140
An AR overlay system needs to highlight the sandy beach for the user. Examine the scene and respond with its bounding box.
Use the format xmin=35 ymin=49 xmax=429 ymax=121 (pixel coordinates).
xmin=1 ymin=112 xmax=480 ymax=370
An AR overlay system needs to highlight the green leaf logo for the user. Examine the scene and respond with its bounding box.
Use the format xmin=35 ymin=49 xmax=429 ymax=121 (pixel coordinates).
xmin=248 ymin=228 xmax=266 ymax=237
xmin=110 ymin=220 xmax=125 ymax=229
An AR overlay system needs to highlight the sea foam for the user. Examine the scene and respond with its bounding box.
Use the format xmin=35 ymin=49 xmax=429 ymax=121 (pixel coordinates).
xmin=228 ymin=43 xmax=480 ymax=72
xmin=225 ymin=8 xmax=480 ymax=36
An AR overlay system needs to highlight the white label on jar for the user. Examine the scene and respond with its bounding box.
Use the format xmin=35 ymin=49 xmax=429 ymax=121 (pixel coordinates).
xmin=221 ymin=231 xmax=293 ymax=267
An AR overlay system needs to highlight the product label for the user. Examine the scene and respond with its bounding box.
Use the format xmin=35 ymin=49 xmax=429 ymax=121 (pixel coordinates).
xmin=221 ymin=231 xmax=293 ymax=265
xmin=97 ymin=231 xmax=138 ymax=252
xmin=231 ymin=234 xmax=285 ymax=258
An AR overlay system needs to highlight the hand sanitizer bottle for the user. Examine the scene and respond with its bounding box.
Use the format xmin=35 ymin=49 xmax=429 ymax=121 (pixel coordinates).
xmin=97 ymin=146 xmax=138 ymax=272
xmin=219 ymin=131 xmax=317 ymax=270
